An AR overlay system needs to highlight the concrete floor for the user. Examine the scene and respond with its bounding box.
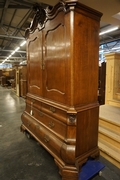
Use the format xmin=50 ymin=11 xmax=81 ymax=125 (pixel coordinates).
xmin=0 ymin=86 xmax=120 ymax=180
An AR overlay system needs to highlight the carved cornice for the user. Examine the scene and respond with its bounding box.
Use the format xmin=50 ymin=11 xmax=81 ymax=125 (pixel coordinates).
xmin=33 ymin=3 xmax=46 ymax=26
xmin=25 ymin=0 xmax=102 ymax=39
xmin=25 ymin=1 xmax=67 ymax=39
xmin=25 ymin=3 xmax=46 ymax=39
xmin=46 ymin=1 xmax=67 ymax=19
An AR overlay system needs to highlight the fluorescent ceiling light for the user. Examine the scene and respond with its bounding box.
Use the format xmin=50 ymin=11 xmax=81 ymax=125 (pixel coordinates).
xmin=99 ymin=26 xmax=119 ymax=36
xmin=20 ymin=41 xmax=26 ymax=46
xmin=11 ymin=51 xmax=16 ymax=55
xmin=15 ymin=47 xmax=20 ymax=52
xmin=2 ymin=39 xmax=29 ymax=65
xmin=8 ymin=54 xmax=12 ymax=58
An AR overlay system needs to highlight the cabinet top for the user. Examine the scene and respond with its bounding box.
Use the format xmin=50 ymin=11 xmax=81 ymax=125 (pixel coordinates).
xmin=25 ymin=0 xmax=102 ymax=38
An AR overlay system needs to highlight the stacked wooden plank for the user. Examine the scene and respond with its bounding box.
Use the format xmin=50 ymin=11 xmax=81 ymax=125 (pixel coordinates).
xmin=98 ymin=104 xmax=120 ymax=168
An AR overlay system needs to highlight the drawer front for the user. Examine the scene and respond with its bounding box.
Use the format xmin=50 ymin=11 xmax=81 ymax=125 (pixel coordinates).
xmin=26 ymin=97 xmax=67 ymax=124
xmin=41 ymin=102 xmax=67 ymax=124
xmin=26 ymin=96 xmax=42 ymax=111
xmin=21 ymin=112 xmax=63 ymax=158
xmin=25 ymin=104 xmax=34 ymax=116
xmin=34 ymin=108 xmax=67 ymax=140
xmin=35 ymin=124 xmax=63 ymax=157
xmin=21 ymin=112 xmax=38 ymax=134
xmin=26 ymin=104 xmax=66 ymax=140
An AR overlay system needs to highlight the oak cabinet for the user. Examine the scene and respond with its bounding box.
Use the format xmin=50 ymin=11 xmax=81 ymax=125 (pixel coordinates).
xmin=21 ymin=1 xmax=102 ymax=179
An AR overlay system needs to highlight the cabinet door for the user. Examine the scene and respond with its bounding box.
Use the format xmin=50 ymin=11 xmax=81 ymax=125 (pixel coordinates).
xmin=42 ymin=12 xmax=67 ymax=104
xmin=27 ymin=30 xmax=43 ymax=96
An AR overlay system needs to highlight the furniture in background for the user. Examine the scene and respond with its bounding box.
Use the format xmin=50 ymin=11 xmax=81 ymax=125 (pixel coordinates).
xmin=16 ymin=65 xmax=27 ymax=98
xmin=105 ymin=53 xmax=120 ymax=107
xmin=20 ymin=65 xmax=27 ymax=98
xmin=98 ymin=62 xmax=106 ymax=105
xmin=0 ymin=69 xmax=15 ymax=87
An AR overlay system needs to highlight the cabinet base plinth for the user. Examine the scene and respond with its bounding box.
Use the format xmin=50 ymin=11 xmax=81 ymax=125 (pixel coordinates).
xmin=55 ymin=158 xmax=78 ymax=180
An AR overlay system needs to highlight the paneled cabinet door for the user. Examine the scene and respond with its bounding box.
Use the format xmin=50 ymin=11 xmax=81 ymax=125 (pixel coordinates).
xmin=27 ymin=30 xmax=43 ymax=97
xmin=42 ymin=11 xmax=67 ymax=104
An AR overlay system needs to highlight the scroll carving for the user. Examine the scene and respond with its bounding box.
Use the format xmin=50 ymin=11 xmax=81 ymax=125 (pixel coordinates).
xmin=25 ymin=1 xmax=67 ymax=39
xmin=33 ymin=3 xmax=46 ymax=26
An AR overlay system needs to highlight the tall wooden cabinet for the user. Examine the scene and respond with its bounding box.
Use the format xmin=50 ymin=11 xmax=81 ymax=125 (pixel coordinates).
xmin=21 ymin=1 xmax=102 ymax=179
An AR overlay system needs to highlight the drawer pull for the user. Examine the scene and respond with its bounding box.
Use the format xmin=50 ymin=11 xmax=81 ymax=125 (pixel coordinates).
xmin=48 ymin=121 xmax=55 ymax=128
xmin=50 ymin=106 xmax=56 ymax=113
xmin=39 ymin=111 xmax=43 ymax=117
xmin=44 ymin=135 xmax=49 ymax=143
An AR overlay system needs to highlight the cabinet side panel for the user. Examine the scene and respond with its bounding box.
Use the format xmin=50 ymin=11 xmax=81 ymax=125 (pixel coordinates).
xmin=76 ymin=107 xmax=99 ymax=157
xmin=73 ymin=11 xmax=100 ymax=105
xmin=27 ymin=31 xmax=42 ymax=96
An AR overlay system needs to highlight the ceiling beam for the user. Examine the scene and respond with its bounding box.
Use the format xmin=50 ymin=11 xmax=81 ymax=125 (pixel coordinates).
xmin=11 ymin=0 xmax=34 ymax=8
xmin=0 ymin=49 xmax=26 ymax=53
xmin=0 ymin=59 xmax=25 ymax=62
xmin=11 ymin=0 xmax=49 ymax=8
xmin=0 ymin=5 xmax=30 ymax=9
xmin=3 ymin=24 xmax=25 ymax=32
xmin=0 ymin=8 xmax=18 ymax=48
xmin=100 ymin=37 xmax=120 ymax=45
xmin=0 ymin=1 xmax=48 ymax=9
xmin=2 ymin=9 xmax=33 ymax=50
xmin=0 ymin=61 xmax=26 ymax=63
xmin=0 ymin=34 xmax=25 ymax=40
xmin=0 ymin=56 xmax=26 ymax=59
xmin=0 ymin=0 xmax=11 ymax=26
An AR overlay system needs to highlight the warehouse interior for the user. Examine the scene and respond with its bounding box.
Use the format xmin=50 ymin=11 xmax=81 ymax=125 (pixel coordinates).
xmin=0 ymin=0 xmax=120 ymax=67
xmin=0 ymin=0 xmax=120 ymax=180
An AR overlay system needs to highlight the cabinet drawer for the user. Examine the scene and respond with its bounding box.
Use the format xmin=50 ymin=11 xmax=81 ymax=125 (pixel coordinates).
xmin=26 ymin=97 xmax=67 ymax=124
xmin=35 ymin=109 xmax=67 ymax=140
xmin=35 ymin=124 xmax=63 ymax=157
xmin=25 ymin=104 xmax=34 ymax=115
xmin=41 ymin=102 xmax=67 ymax=124
xmin=21 ymin=112 xmax=63 ymax=158
xmin=25 ymin=104 xmax=67 ymax=140
xmin=21 ymin=113 xmax=38 ymax=134
xmin=26 ymin=96 xmax=42 ymax=110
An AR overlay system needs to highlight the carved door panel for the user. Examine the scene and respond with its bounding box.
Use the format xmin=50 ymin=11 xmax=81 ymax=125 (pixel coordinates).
xmin=27 ymin=31 xmax=43 ymax=97
xmin=42 ymin=13 xmax=67 ymax=104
